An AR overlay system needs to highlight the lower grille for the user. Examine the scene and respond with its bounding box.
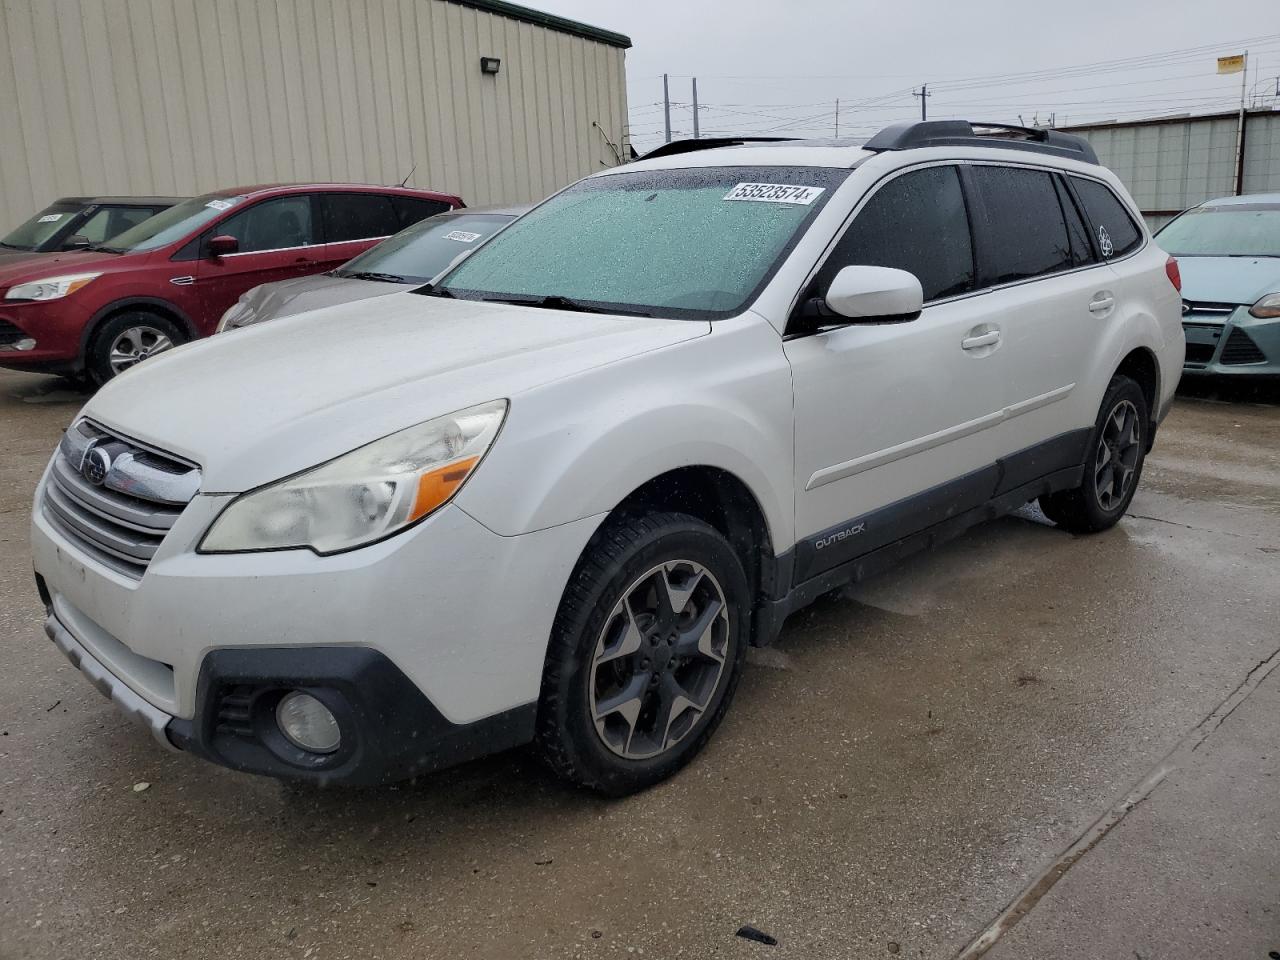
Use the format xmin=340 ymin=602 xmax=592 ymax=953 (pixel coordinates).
xmin=1184 ymin=341 xmax=1216 ymax=364
xmin=216 ymin=686 xmax=256 ymax=738
xmin=1220 ymin=328 xmax=1266 ymax=365
xmin=41 ymin=420 xmax=200 ymax=579
xmin=0 ymin=319 xmax=27 ymax=347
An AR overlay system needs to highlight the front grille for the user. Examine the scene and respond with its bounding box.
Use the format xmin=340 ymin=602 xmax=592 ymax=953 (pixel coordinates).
xmin=41 ymin=420 xmax=200 ymax=579
xmin=0 ymin=319 xmax=27 ymax=346
xmin=1181 ymin=300 xmax=1237 ymax=316
xmin=1220 ymin=328 xmax=1267 ymax=365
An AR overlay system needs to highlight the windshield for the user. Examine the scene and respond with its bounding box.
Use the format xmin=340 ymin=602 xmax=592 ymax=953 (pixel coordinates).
xmin=1156 ymin=204 xmax=1280 ymax=257
xmin=99 ymin=194 xmax=244 ymax=253
xmin=429 ymin=165 xmax=849 ymax=319
xmin=1 ymin=202 xmax=83 ymax=251
xmin=334 ymin=212 xmax=516 ymax=283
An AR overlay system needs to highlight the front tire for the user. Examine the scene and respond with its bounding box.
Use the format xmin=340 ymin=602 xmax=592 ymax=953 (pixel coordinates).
xmin=86 ymin=311 xmax=185 ymax=385
xmin=535 ymin=512 xmax=750 ymax=795
xmin=1039 ymin=374 xmax=1149 ymax=533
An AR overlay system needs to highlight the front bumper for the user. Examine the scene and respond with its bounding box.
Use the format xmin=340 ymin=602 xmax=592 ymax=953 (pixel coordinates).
xmin=1181 ymin=308 xmax=1280 ymax=376
xmin=32 ymin=465 xmax=604 ymax=783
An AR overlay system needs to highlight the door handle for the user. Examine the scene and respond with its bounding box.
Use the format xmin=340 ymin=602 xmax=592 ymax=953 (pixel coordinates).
xmin=961 ymin=330 xmax=1001 ymax=350
xmin=1089 ymin=293 xmax=1115 ymax=315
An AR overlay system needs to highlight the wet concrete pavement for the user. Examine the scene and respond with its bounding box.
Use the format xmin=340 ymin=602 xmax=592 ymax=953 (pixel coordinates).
xmin=0 ymin=369 xmax=1277 ymax=960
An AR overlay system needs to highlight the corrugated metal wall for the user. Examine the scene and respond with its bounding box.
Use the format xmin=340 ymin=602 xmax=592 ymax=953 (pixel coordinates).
xmin=1068 ymin=111 xmax=1280 ymax=230
xmin=0 ymin=0 xmax=629 ymax=230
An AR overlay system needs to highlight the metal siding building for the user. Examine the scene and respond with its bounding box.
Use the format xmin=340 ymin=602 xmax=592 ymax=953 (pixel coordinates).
xmin=1064 ymin=110 xmax=1280 ymax=230
xmin=0 ymin=0 xmax=630 ymax=231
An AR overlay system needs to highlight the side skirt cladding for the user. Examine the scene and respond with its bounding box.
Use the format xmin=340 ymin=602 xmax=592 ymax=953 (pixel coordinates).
xmin=752 ymin=428 xmax=1091 ymax=645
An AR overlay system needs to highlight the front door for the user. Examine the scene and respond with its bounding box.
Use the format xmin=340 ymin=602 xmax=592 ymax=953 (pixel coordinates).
xmin=194 ymin=194 xmax=320 ymax=331
xmin=785 ymin=164 xmax=1007 ymax=583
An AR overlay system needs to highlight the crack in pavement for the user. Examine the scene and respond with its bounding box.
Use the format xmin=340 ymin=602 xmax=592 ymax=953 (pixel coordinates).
xmin=951 ymin=643 xmax=1280 ymax=960
xmin=1126 ymin=513 xmax=1249 ymax=539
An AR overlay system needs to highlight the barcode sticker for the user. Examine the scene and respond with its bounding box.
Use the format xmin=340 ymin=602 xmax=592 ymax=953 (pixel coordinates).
xmin=444 ymin=230 xmax=483 ymax=243
xmin=38 ymin=213 xmax=63 ymax=223
xmin=723 ymin=183 xmax=825 ymax=205
xmin=206 ymin=199 xmax=233 ymax=211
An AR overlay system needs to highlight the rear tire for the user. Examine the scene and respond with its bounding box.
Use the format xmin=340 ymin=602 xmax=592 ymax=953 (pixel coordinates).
xmin=86 ymin=311 xmax=185 ymax=386
xmin=1039 ymin=374 xmax=1149 ymax=533
xmin=535 ymin=512 xmax=750 ymax=796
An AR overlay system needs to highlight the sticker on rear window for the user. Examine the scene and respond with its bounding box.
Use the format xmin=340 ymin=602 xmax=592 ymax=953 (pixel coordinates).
xmin=444 ymin=230 xmax=483 ymax=243
xmin=38 ymin=213 xmax=64 ymax=223
xmin=723 ymin=183 xmax=825 ymax=205
xmin=206 ymin=199 xmax=233 ymax=211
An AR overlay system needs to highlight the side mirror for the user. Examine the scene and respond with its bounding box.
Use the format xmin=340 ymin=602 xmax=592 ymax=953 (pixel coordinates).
xmin=61 ymin=235 xmax=91 ymax=250
xmin=207 ymin=235 xmax=239 ymax=258
xmin=824 ymin=265 xmax=923 ymax=322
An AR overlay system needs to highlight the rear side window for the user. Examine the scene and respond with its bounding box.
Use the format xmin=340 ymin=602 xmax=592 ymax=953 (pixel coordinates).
xmin=1071 ymin=177 xmax=1143 ymax=259
xmin=817 ymin=165 xmax=975 ymax=302
xmin=970 ymin=166 xmax=1074 ymax=284
xmin=392 ymin=196 xmax=452 ymax=229
xmin=1053 ymin=177 xmax=1095 ymax=267
xmin=217 ymin=195 xmax=316 ymax=252
xmin=321 ymin=193 xmax=401 ymax=242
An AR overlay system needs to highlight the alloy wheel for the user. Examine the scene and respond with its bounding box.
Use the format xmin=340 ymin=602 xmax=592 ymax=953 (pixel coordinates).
xmin=1093 ymin=398 xmax=1141 ymax=511
xmin=108 ymin=325 xmax=174 ymax=375
xmin=589 ymin=560 xmax=731 ymax=760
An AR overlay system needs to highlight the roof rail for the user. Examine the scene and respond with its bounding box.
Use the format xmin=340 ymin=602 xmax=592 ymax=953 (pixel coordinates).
xmin=638 ymin=137 xmax=798 ymax=161
xmin=862 ymin=120 xmax=1099 ymax=165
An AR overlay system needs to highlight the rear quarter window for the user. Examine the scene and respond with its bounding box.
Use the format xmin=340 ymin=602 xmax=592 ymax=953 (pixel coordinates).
xmin=392 ymin=197 xmax=453 ymax=229
xmin=1070 ymin=177 xmax=1143 ymax=259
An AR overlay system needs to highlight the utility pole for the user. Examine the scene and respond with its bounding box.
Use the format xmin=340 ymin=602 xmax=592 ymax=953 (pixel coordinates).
xmin=1233 ymin=51 xmax=1248 ymax=195
xmin=691 ymin=77 xmax=700 ymax=139
xmin=662 ymin=73 xmax=672 ymax=144
xmin=834 ymin=98 xmax=840 ymax=138
xmin=913 ymin=84 xmax=930 ymax=120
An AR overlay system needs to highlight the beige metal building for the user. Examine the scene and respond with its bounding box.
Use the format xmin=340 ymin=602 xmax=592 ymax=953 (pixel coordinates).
xmin=0 ymin=0 xmax=631 ymax=231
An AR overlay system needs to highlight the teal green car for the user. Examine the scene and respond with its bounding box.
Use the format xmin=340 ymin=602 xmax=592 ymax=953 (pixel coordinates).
xmin=1155 ymin=194 xmax=1280 ymax=377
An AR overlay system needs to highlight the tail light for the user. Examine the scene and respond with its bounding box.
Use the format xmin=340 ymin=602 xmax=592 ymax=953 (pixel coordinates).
xmin=1165 ymin=256 xmax=1181 ymax=293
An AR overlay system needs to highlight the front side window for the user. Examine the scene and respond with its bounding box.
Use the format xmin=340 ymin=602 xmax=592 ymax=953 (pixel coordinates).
xmin=104 ymin=194 xmax=245 ymax=253
xmin=0 ymin=202 xmax=83 ymax=251
xmin=75 ymin=206 xmax=162 ymax=244
xmin=1071 ymin=177 xmax=1143 ymax=259
xmin=217 ymin=196 xmax=315 ymax=253
xmin=432 ymin=165 xmax=850 ymax=319
xmin=971 ymin=165 xmax=1074 ymax=284
xmin=813 ymin=165 xmax=975 ymax=302
xmin=335 ymin=212 xmax=515 ymax=284
xmin=1155 ymin=203 xmax=1280 ymax=258
xmin=321 ymin=194 xmax=401 ymax=243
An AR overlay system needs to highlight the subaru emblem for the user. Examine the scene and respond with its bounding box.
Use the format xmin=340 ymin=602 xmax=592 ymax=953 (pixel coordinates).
xmin=82 ymin=448 xmax=111 ymax=486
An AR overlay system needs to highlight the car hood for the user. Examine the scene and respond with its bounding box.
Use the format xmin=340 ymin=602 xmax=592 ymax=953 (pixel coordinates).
xmin=239 ymin=273 xmax=406 ymax=324
xmin=86 ymin=292 xmax=710 ymax=492
xmin=0 ymin=249 xmax=62 ymax=269
xmin=0 ymin=248 xmax=125 ymax=286
xmin=1175 ymin=255 xmax=1280 ymax=306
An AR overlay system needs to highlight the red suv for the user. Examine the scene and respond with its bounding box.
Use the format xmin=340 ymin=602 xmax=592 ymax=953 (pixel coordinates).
xmin=0 ymin=183 xmax=462 ymax=383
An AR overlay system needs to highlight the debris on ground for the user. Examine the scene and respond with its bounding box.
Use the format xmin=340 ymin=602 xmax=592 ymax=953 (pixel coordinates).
xmin=735 ymin=925 xmax=778 ymax=946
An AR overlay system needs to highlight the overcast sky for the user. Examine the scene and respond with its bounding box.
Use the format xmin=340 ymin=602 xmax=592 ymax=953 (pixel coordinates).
xmin=530 ymin=0 xmax=1280 ymax=151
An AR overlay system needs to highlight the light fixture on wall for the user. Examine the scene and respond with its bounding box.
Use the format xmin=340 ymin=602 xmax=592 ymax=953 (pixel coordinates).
xmin=480 ymin=57 xmax=501 ymax=75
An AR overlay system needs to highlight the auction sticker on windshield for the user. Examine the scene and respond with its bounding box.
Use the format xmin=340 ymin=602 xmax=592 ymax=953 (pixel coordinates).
xmin=445 ymin=230 xmax=483 ymax=243
xmin=724 ymin=183 xmax=825 ymax=205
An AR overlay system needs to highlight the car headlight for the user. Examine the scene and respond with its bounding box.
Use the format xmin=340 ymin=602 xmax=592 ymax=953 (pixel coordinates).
xmin=5 ymin=272 xmax=102 ymax=301
xmin=200 ymin=400 xmax=507 ymax=554
xmin=1249 ymin=293 xmax=1280 ymax=319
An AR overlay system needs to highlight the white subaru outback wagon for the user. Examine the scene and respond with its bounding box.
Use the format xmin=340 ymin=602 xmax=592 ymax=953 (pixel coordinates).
xmin=32 ymin=121 xmax=1184 ymax=794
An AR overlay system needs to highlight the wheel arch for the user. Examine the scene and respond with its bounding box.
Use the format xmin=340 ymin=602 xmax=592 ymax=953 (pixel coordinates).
xmin=79 ymin=297 xmax=198 ymax=357
xmin=1113 ymin=345 xmax=1160 ymax=441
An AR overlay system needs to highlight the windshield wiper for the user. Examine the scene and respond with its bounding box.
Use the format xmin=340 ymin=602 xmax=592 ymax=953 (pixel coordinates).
xmin=86 ymin=244 xmax=124 ymax=253
xmin=477 ymin=294 xmax=654 ymax=317
xmin=341 ymin=270 xmax=410 ymax=283
xmin=415 ymin=283 xmax=455 ymax=298
xmin=0 ymin=241 xmax=29 ymax=251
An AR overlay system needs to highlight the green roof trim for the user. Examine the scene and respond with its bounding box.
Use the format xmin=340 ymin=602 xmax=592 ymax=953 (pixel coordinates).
xmin=446 ymin=0 xmax=632 ymax=48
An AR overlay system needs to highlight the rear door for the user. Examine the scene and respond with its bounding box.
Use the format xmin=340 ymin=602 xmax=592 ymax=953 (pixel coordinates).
xmin=785 ymin=163 xmax=1008 ymax=581
xmin=964 ymin=164 xmax=1106 ymax=461
xmin=194 ymin=194 xmax=320 ymax=326
xmin=316 ymin=193 xmax=406 ymax=270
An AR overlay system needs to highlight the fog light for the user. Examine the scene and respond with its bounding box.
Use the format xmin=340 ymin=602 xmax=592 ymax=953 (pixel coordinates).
xmin=276 ymin=691 xmax=341 ymax=754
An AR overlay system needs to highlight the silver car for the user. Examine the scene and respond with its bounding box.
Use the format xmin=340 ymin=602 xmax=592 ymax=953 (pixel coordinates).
xmin=1155 ymin=193 xmax=1280 ymax=377
xmin=216 ymin=205 xmax=529 ymax=332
